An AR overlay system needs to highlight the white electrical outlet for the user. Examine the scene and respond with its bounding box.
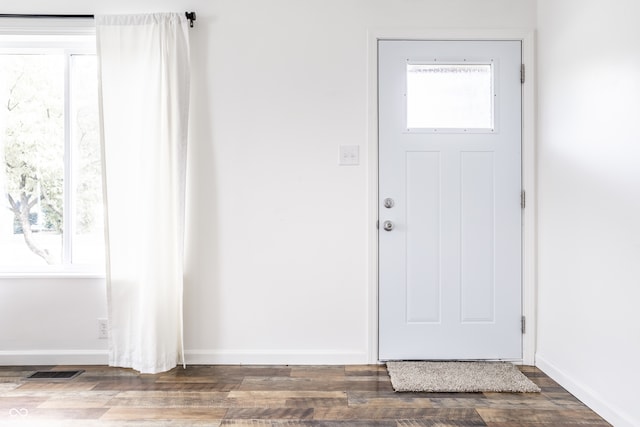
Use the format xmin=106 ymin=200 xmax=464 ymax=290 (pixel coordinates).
xmin=98 ymin=318 xmax=108 ymax=339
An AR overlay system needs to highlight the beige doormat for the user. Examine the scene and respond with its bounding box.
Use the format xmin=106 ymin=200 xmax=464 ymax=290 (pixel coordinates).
xmin=386 ymin=361 xmax=541 ymax=393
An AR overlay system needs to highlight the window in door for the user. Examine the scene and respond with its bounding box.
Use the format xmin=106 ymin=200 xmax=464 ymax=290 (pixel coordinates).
xmin=406 ymin=62 xmax=495 ymax=131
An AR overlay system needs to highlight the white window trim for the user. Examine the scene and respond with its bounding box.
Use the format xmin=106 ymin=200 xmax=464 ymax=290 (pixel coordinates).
xmin=0 ymin=270 xmax=105 ymax=279
xmin=0 ymin=21 xmax=103 ymax=276
xmin=0 ymin=16 xmax=95 ymax=37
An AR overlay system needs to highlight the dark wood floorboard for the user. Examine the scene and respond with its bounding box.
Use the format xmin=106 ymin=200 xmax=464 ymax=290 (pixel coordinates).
xmin=0 ymin=365 xmax=610 ymax=426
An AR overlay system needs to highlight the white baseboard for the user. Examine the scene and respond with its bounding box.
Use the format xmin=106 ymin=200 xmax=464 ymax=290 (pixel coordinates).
xmin=0 ymin=350 xmax=108 ymax=366
xmin=0 ymin=349 xmax=370 ymax=367
xmin=536 ymin=355 xmax=637 ymax=427
xmin=184 ymin=349 xmax=369 ymax=365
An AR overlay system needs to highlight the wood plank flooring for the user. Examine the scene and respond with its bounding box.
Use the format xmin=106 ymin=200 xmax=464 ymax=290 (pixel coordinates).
xmin=0 ymin=364 xmax=610 ymax=426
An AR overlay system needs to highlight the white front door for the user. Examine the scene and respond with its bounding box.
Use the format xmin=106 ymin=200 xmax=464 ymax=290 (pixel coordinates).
xmin=378 ymin=40 xmax=522 ymax=360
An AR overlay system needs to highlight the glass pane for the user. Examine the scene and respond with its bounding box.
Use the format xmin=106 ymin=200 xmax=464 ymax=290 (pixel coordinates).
xmin=70 ymin=55 xmax=104 ymax=266
xmin=407 ymin=64 xmax=493 ymax=129
xmin=0 ymin=55 xmax=64 ymax=267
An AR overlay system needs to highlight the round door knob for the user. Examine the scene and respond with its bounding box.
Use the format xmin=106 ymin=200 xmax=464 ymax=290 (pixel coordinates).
xmin=383 ymin=220 xmax=394 ymax=231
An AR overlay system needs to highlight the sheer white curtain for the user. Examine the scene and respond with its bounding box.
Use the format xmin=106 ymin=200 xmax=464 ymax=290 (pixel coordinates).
xmin=96 ymin=13 xmax=190 ymax=374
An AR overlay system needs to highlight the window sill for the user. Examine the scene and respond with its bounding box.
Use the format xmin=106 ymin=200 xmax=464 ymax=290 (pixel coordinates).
xmin=0 ymin=270 xmax=105 ymax=279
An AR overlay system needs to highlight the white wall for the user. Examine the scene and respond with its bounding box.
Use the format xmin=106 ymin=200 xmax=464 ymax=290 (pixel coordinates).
xmin=0 ymin=0 xmax=536 ymax=365
xmin=536 ymin=1 xmax=640 ymax=426
xmin=0 ymin=278 xmax=107 ymax=364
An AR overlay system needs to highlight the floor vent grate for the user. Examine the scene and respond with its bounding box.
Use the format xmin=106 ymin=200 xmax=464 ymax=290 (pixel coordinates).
xmin=26 ymin=370 xmax=84 ymax=381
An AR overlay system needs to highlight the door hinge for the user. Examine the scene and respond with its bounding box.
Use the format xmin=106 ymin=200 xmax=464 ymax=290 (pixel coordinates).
xmin=520 ymin=190 xmax=526 ymax=209
xmin=376 ymin=220 xmax=379 ymax=230
xmin=520 ymin=64 xmax=525 ymax=84
xmin=521 ymin=316 xmax=526 ymax=334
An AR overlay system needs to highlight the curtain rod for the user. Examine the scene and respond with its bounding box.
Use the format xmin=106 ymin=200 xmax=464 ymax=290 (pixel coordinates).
xmin=0 ymin=12 xmax=197 ymax=27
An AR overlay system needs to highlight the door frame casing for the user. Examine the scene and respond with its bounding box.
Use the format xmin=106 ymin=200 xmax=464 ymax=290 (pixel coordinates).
xmin=367 ymin=29 xmax=536 ymax=365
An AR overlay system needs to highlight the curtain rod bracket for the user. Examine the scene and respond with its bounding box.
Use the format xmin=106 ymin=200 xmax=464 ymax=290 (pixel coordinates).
xmin=185 ymin=11 xmax=196 ymax=28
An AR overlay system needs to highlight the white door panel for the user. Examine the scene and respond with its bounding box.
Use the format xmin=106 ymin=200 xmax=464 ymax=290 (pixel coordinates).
xmin=379 ymin=40 xmax=522 ymax=360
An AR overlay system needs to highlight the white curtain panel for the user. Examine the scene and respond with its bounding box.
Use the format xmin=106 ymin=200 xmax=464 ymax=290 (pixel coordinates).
xmin=96 ymin=13 xmax=190 ymax=374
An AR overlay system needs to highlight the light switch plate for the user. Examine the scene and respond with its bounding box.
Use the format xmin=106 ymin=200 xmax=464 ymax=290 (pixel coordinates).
xmin=339 ymin=145 xmax=359 ymax=166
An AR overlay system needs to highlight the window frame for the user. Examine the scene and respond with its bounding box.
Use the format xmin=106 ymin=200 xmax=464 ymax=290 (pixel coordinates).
xmin=404 ymin=58 xmax=499 ymax=134
xmin=0 ymin=22 xmax=104 ymax=277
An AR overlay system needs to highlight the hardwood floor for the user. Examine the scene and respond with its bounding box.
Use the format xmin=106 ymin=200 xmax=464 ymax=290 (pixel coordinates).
xmin=0 ymin=364 xmax=610 ymax=426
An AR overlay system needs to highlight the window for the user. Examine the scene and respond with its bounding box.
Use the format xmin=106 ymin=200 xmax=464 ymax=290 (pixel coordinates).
xmin=0 ymin=32 xmax=103 ymax=273
xmin=406 ymin=63 xmax=494 ymax=131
